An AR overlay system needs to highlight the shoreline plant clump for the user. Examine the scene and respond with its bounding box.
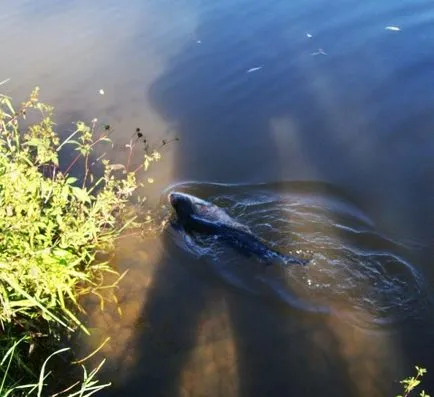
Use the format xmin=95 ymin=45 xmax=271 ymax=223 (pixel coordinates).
xmin=0 ymin=88 xmax=164 ymax=396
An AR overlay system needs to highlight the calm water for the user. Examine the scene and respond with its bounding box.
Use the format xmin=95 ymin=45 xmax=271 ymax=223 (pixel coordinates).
xmin=3 ymin=0 xmax=434 ymax=396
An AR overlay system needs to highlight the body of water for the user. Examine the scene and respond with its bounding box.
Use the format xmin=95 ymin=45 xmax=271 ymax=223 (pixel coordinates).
xmin=2 ymin=0 xmax=434 ymax=396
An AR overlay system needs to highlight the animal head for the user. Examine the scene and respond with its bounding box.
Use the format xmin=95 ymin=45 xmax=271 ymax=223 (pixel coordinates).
xmin=169 ymin=191 xmax=209 ymax=221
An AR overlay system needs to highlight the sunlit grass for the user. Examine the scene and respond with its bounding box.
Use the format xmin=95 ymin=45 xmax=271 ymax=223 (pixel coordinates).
xmin=0 ymin=87 xmax=165 ymax=394
xmin=1 ymin=340 xmax=110 ymax=396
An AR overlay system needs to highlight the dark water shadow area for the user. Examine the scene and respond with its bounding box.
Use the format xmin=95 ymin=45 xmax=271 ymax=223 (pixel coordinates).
xmin=101 ymin=232 xmax=361 ymax=397
xmin=96 ymin=218 xmax=434 ymax=397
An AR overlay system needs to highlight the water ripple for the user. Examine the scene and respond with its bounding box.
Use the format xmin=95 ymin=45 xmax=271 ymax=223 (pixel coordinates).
xmin=166 ymin=181 xmax=429 ymax=328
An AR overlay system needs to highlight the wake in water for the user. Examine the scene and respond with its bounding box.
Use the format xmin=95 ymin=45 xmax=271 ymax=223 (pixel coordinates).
xmin=164 ymin=181 xmax=429 ymax=328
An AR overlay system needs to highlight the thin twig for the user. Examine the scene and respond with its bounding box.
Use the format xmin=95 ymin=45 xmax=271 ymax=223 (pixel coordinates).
xmin=64 ymin=153 xmax=81 ymax=175
xmin=56 ymin=129 xmax=79 ymax=152
xmin=82 ymin=153 xmax=89 ymax=189
xmin=132 ymin=163 xmax=144 ymax=174
xmin=126 ymin=139 xmax=134 ymax=172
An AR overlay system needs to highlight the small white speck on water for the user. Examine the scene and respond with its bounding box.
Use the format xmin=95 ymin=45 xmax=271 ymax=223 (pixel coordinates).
xmin=92 ymin=118 xmax=98 ymax=123
xmin=99 ymin=89 xmax=105 ymax=95
xmin=306 ymin=33 xmax=313 ymax=38
xmin=385 ymin=25 xmax=401 ymax=31
xmin=246 ymin=66 xmax=263 ymax=73
xmin=147 ymin=178 xmax=154 ymax=184
xmin=307 ymin=279 xmax=312 ymax=286
xmin=196 ymin=40 xmax=202 ymax=44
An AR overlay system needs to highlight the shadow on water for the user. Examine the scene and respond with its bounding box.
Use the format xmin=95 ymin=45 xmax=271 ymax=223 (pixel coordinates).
xmin=101 ymin=231 xmax=361 ymax=397
xmin=94 ymin=0 xmax=434 ymax=396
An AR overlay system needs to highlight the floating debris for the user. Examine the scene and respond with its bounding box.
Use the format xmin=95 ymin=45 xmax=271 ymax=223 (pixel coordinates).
xmin=385 ymin=25 xmax=401 ymax=31
xmin=196 ymin=40 xmax=202 ymax=44
xmin=311 ymin=48 xmax=327 ymax=56
xmin=246 ymin=66 xmax=263 ymax=73
xmin=306 ymin=33 xmax=313 ymax=38
xmin=99 ymin=89 xmax=105 ymax=95
xmin=147 ymin=178 xmax=154 ymax=184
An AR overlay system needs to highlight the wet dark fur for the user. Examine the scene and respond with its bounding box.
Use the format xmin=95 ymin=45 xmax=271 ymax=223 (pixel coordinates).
xmin=169 ymin=192 xmax=308 ymax=266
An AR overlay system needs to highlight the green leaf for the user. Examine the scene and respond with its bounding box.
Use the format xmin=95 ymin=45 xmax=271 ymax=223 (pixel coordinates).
xmin=71 ymin=186 xmax=91 ymax=203
xmin=66 ymin=177 xmax=78 ymax=185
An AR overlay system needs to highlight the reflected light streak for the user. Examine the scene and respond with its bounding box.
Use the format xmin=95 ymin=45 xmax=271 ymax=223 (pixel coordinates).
xmin=269 ymin=115 xmax=404 ymax=396
xmin=81 ymin=234 xmax=163 ymax=383
xmin=179 ymin=298 xmax=240 ymax=396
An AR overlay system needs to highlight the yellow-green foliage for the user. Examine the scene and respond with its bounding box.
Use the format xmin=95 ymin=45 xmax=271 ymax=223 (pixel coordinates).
xmin=0 ymin=88 xmax=161 ymax=395
xmin=397 ymin=366 xmax=430 ymax=397
xmin=0 ymin=88 xmax=136 ymax=331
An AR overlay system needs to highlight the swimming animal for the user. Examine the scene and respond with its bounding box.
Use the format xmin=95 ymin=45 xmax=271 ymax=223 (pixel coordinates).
xmin=169 ymin=191 xmax=309 ymax=266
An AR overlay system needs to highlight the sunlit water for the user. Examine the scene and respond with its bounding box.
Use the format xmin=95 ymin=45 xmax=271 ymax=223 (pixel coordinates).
xmin=2 ymin=0 xmax=434 ymax=396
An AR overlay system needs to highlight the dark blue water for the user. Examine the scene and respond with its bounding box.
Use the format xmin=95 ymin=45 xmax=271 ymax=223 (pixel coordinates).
xmin=2 ymin=0 xmax=434 ymax=396
xmin=165 ymin=182 xmax=429 ymax=327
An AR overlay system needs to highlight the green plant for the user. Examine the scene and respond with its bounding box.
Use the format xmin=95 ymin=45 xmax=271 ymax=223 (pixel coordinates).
xmin=0 ymin=87 xmax=166 ymax=394
xmin=1 ymin=341 xmax=109 ymax=397
xmin=397 ymin=366 xmax=430 ymax=397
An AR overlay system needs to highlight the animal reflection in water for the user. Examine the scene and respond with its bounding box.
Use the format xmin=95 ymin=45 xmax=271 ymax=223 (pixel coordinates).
xmin=168 ymin=191 xmax=309 ymax=266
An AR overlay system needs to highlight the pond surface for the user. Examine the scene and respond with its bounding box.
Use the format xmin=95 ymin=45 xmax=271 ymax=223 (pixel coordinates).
xmin=2 ymin=0 xmax=434 ymax=396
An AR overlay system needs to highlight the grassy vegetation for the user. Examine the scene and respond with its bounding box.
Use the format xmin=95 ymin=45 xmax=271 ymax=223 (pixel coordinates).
xmin=0 ymin=88 xmax=164 ymax=396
